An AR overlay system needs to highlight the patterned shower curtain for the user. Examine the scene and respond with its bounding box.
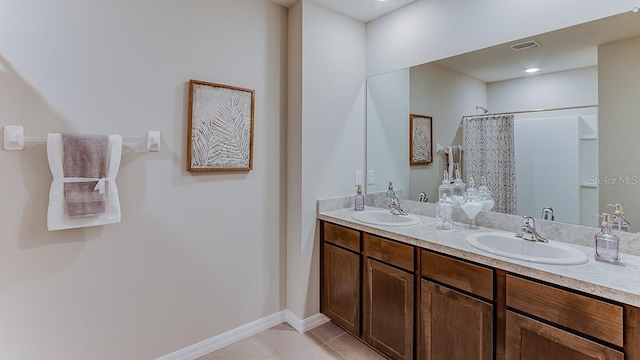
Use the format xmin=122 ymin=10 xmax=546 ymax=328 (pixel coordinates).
xmin=463 ymin=115 xmax=517 ymax=214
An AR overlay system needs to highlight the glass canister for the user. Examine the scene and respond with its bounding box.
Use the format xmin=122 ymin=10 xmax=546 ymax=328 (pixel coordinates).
xmin=438 ymin=170 xmax=454 ymax=200
xmin=478 ymin=176 xmax=495 ymax=212
xmin=451 ymin=166 xmax=466 ymax=207
xmin=435 ymin=194 xmax=454 ymax=230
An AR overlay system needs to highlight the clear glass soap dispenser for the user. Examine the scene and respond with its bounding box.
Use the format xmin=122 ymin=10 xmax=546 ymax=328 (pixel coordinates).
xmin=595 ymin=213 xmax=620 ymax=264
xmin=354 ymin=185 xmax=365 ymax=211
xmin=386 ymin=182 xmax=396 ymax=199
xmin=608 ymin=203 xmax=630 ymax=232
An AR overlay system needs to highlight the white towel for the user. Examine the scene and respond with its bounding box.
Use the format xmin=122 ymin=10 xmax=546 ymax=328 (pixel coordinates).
xmin=447 ymin=146 xmax=454 ymax=179
xmin=47 ymin=133 xmax=123 ymax=231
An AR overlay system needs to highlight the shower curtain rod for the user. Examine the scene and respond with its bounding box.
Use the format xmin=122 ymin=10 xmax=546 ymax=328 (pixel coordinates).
xmin=461 ymin=104 xmax=598 ymax=119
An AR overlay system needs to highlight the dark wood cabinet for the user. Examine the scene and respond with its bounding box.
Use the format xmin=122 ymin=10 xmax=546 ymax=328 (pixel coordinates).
xmin=506 ymin=275 xmax=624 ymax=347
xmin=420 ymin=250 xmax=494 ymax=360
xmin=322 ymin=242 xmax=361 ymax=335
xmin=319 ymin=220 xmax=640 ymax=360
xmin=363 ymin=257 xmax=414 ymax=360
xmin=321 ymin=222 xmax=361 ymax=335
xmin=505 ymin=274 xmax=626 ymax=360
xmin=361 ymin=233 xmax=415 ymax=360
xmin=506 ymin=311 xmax=624 ymax=360
xmin=420 ymin=280 xmax=493 ymax=360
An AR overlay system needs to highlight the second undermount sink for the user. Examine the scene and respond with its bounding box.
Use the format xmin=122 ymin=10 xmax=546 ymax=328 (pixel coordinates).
xmin=351 ymin=210 xmax=421 ymax=227
xmin=465 ymin=232 xmax=589 ymax=266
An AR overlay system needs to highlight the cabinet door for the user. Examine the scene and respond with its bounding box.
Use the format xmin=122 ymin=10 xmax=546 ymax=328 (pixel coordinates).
xmin=363 ymin=258 xmax=414 ymax=360
xmin=506 ymin=311 xmax=624 ymax=360
xmin=421 ymin=280 xmax=493 ymax=360
xmin=322 ymin=243 xmax=360 ymax=335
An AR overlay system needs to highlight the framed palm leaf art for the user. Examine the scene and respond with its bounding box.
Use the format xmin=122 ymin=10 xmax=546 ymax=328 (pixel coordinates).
xmin=187 ymin=80 xmax=255 ymax=172
xmin=409 ymin=114 xmax=433 ymax=165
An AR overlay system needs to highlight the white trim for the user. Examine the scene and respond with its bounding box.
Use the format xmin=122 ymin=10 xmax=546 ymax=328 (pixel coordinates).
xmin=155 ymin=311 xmax=331 ymax=360
xmin=156 ymin=311 xmax=285 ymax=360
xmin=285 ymin=310 xmax=331 ymax=333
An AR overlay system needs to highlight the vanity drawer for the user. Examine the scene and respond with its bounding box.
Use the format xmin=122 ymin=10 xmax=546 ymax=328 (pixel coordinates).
xmin=363 ymin=233 xmax=414 ymax=272
xmin=323 ymin=222 xmax=360 ymax=252
xmin=421 ymin=250 xmax=494 ymax=301
xmin=506 ymin=275 xmax=623 ymax=347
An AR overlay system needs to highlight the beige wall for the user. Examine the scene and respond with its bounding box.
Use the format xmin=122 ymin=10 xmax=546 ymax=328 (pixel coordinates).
xmin=3 ymin=1 xmax=640 ymax=359
xmin=287 ymin=0 xmax=367 ymax=320
xmin=598 ymin=36 xmax=640 ymax=231
xmin=409 ymin=62 xmax=487 ymax=202
xmin=0 ymin=1 xmax=287 ymax=359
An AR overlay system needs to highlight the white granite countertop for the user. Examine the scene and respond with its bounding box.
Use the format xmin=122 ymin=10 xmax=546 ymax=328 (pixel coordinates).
xmin=318 ymin=206 xmax=640 ymax=307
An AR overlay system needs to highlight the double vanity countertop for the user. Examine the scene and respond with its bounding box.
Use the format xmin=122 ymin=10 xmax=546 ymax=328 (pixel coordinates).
xmin=318 ymin=206 xmax=640 ymax=307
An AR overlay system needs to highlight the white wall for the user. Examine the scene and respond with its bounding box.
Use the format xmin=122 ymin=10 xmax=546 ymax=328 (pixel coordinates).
xmin=409 ymin=62 xmax=487 ymax=202
xmin=514 ymin=116 xmax=581 ymax=224
xmin=366 ymin=0 xmax=636 ymax=77
xmin=0 ymin=1 xmax=287 ymax=359
xmin=488 ymin=67 xmax=598 ymax=112
xmin=599 ymin=36 xmax=640 ymax=232
xmin=287 ymin=0 xmax=366 ymax=319
xmin=366 ymin=69 xmax=410 ymax=195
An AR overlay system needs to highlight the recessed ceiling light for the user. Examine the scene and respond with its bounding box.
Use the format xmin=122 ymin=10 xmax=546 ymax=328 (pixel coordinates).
xmin=525 ymin=68 xmax=540 ymax=73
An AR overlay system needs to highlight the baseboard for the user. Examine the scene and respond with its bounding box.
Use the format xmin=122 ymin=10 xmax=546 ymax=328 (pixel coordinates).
xmin=156 ymin=311 xmax=285 ymax=360
xmin=156 ymin=310 xmax=330 ymax=360
xmin=285 ymin=310 xmax=330 ymax=333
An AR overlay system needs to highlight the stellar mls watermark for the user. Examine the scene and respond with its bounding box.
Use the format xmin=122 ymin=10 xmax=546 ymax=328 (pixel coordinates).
xmin=589 ymin=175 xmax=640 ymax=185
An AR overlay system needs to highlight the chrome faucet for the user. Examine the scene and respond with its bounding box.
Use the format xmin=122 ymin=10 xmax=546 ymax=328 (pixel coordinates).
xmin=516 ymin=216 xmax=548 ymax=243
xmin=389 ymin=197 xmax=408 ymax=216
xmin=541 ymin=206 xmax=555 ymax=221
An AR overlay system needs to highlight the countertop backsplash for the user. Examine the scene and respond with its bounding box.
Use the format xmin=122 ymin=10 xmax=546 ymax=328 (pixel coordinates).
xmin=318 ymin=194 xmax=640 ymax=257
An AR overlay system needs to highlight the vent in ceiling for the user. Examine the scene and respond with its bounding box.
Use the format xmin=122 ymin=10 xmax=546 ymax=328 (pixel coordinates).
xmin=510 ymin=40 xmax=541 ymax=51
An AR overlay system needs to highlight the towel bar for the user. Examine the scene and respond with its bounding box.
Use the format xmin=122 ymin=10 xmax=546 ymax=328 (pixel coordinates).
xmin=436 ymin=143 xmax=464 ymax=155
xmin=3 ymin=125 xmax=160 ymax=152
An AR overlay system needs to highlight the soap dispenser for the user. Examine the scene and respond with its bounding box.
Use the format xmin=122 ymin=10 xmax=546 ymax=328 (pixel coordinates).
xmin=477 ymin=176 xmax=495 ymax=212
xmin=595 ymin=213 xmax=620 ymax=264
xmin=354 ymin=185 xmax=365 ymax=211
xmin=438 ymin=170 xmax=454 ymax=200
xmin=386 ymin=182 xmax=396 ymax=199
xmin=451 ymin=167 xmax=466 ymax=207
xmin=608 ymin=203 xmax=630 ymax=232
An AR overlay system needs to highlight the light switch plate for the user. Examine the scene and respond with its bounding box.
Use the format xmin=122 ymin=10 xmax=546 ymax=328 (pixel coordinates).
xmin=367 ymin=170 xmax=375 ymax=185
xmin=355 ymin=171 xmax=362 ymax=186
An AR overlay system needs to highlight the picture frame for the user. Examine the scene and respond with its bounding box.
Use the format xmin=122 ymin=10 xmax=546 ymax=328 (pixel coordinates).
xmin=187 ymin=79 xmax=255 ymax=172
xmin=409 ymin=114 xmax=433 ymax=165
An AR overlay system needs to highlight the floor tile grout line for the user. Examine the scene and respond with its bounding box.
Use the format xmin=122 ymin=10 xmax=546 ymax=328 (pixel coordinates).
xmin=309 ymin=330 xmax=347 ymax=345
xmin=324 ymin=333 xmax=353 ymax=360
xmin=287 ymin=331 xmax=329 ymax=360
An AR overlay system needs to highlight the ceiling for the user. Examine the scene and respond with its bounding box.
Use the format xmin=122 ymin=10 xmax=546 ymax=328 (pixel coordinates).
xmin=434 ymin=11 xmax=640 ymax=83
xmin=268 ymin=0 xmax=416 ymax=22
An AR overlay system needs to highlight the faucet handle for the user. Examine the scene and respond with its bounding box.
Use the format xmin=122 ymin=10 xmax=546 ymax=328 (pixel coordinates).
xmin=521 ymin=215 xmax=535 ymax=228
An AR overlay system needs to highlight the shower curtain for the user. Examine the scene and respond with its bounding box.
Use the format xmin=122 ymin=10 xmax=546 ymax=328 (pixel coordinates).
xmin=463 ymin=115 xmax=517 ymax=214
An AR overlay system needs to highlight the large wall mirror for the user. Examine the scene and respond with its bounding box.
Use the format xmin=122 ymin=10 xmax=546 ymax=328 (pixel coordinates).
xmin=366 ymin=11 xmax=640 ymax=231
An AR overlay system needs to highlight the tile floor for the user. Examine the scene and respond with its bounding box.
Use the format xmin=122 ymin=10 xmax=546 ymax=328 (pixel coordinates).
xmin=197 ymin=321 xmax=387 ymax=360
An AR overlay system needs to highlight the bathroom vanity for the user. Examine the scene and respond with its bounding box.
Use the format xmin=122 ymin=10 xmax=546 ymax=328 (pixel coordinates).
xmin=318 ymin=207 xmax=640 ymax=360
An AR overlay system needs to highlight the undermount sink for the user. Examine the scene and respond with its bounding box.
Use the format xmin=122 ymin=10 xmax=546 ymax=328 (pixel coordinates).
xmin=465 ymin=232 xmax=589 ymax=266
xmin=351 ymin=210 xmax=421 ymax=227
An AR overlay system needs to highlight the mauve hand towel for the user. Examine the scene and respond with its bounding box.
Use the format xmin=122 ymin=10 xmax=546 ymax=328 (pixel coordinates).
xmin=62 ymin=133 xmax=110 ymax=216
xmin=47 ymin=134 xmax=122 ymax=231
